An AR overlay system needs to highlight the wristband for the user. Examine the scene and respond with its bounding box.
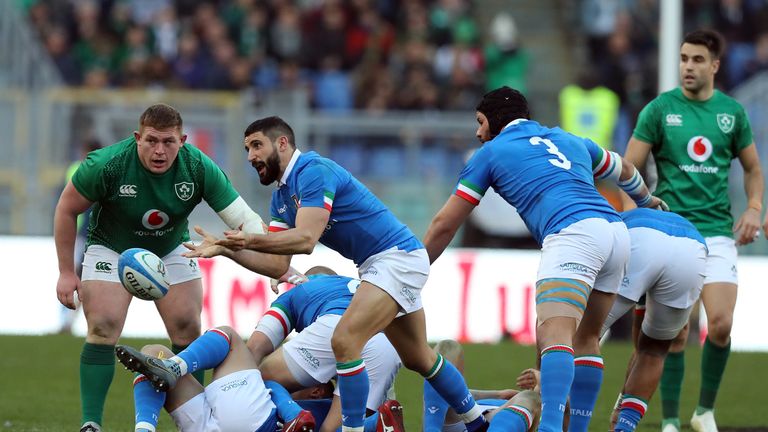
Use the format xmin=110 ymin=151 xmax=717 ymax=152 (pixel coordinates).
xmin=748 ymin=200 xmax=763 ymax=212
xmin=618 ymin=170 xmax=652 ymax=207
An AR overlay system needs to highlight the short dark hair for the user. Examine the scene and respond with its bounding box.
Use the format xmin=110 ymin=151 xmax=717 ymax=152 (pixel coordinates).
xmin=683 ymin=29 xmax=725 ymax=59
xmin=305 ymin=266 xmax=337 ymax=276
xmin=139 ymin=103 xmax=183 ymax=131
xmin=475 ymin=86 xmax=530 ymax=137
xmin=244 ymin=116 xmax=296 ymax=148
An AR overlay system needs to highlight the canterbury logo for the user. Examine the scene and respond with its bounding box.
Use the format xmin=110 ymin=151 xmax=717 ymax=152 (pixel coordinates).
xmin=119 ymin=184 xmax=137 ymax=197
xmin=94 ymin=261 xmax=112 ymax=272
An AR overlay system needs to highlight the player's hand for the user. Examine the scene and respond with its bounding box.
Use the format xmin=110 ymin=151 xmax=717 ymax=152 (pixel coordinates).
xmin=216 ymin=229 xmax=255 ymax=251
xmin=497 ymin=388 xmax=519 ymax=400
xmin=56 ymin=271 xmax=81 ymax=310
xmin=183 ymin=226 xmax=227 ymax=258
xmin=515 ymin=368 xmax=540 ymax=391
xmin=734 ymin=208 xmax=761 ymax=246
xmin=648 ymin=196 xmax=669 ymax=211
xmin=270 ymin=267 xmax=309 ymax=294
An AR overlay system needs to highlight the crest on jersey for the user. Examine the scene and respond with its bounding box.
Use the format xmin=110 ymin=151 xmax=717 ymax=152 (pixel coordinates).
xmin=175 ymin=182 xmax=194 ymax=201
xmin=717 ymin=113 xmax=735 ymax=133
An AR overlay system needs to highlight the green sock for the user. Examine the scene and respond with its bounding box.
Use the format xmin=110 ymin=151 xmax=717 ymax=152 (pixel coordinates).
xmin=172 ymin=343 xmax=205 ymax=385
xmin=660 ymin=350 xmax=685 ymax=421
xmin=80 ymin=342 xmax=116 ymax=426
xmin=697 ymin=337 xmax=731 ymax=413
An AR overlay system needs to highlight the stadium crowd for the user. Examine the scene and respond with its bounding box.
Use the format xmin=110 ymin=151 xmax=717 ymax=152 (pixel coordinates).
xmin=23 ymin=0 xmax=528 ymax=113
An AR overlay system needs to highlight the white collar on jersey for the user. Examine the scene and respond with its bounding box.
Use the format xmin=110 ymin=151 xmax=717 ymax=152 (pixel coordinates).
xmin=278 ymin=148 xmax=302 ymax=187
xmin=501 ymin=118 xmax=528 ymax=131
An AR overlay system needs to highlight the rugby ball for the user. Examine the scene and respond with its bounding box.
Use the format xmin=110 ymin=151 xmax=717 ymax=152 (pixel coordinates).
xmin=118 ymin=248 xmax=170 ymax=300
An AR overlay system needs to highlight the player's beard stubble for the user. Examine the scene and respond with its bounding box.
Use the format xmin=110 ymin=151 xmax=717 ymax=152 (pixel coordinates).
xmin=254 ymin=145 xmax=282 ymax=185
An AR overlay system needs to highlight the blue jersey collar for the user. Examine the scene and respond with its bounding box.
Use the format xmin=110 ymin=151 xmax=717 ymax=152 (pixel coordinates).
xmin=279 ymin=149 xmax=302 ymax=187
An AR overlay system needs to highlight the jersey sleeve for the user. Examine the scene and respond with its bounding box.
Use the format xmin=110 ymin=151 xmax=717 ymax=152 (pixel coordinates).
xmin=454 ymin=147 xmax=492 ymax=206
xmin=199 ymin=149 xmax=240 ymax=212
xmin=268 ymin=192 xmax=291 ymax=233
xmin=296 ymin=162 xmax=339 ymax=212
xmin=584 ymin=138 xmax=621 ymax=180
xmin=255 ymin=292 xmax=296 ymax=348
xmin=71 ymin=150 xmax=109 ymax=202
xmin=732 ymin=106 xmax=754 ymax=155
xmin=632 ymin=99 xmax=661 ymax=146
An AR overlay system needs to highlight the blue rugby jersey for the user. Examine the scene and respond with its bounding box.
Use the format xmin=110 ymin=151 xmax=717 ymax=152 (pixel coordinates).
xmin=268 ymin=151 xmax=421 ymax=266
xmin=271 ymin=275 xmax=359 ymax=333
xmin=621 ymin=208 xmax=706 ymax=246
xmin=454 ymin=119 xmax=620 ymax=244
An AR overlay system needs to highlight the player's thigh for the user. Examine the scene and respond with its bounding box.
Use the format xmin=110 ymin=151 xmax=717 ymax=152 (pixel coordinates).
xmin=260 ymin=348 xmax=306 ymax=392
xmin=207 ymin=369 xmax=277 ymax=432
xmin=642 ymin=297 xmax=693 ymax=342
xmin=361 ymin=332 xmax=401 ymax=410
xmin=211 ymin=328 xmax=260 ymax=381
xmin=358 ymin=247 xmax=430 ymax=315
xmin=700 ymin=282 xmax=737 ymax=323
xmin=276 ymin=316 xmax=342 ymax=390
xmin=80 ymin=281 xmax=133 ymax=342
xmin=383 ymin=309 xmax=435 ymax=374
xmin=575 ymin=289 xmax=617 ymax=345
xmin=334 ymin=281 xmax=399 ymax=352
xmin=155 ymin=245 xmax=204 ymax=342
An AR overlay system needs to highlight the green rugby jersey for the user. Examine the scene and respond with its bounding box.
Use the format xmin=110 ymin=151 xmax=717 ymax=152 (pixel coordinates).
xmin=633 ymin=88 xmax=753 ymax=237
xmin=72 ymin=137 xmax=239 ymax=256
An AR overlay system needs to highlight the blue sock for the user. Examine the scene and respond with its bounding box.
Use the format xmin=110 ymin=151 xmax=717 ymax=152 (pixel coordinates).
xmin=423 ymin=380 xmax=450 ymax=432
xmin=539 ymin=345 xmax=575 ymax=432
xmin=133 ymin=374 xmax=165 ymax=431
xmin=265 ymin=380 xmax=302 ymax=422
xmin=297 ymin=399 xmax=333 ymax=427
xmin=337 ymin=359 xmax=369 ymax=432
xmin=424 ymin=354 xmax=485 ymax=431
xmin=568 ymin=355 xmax=604 ymax=432
xmin=488 ymin=406 xmax=532 ymax=432
xmin=173 ymin=328 xmax=231 ymax=375
xmin=615 ymin=395 xmax=647 ymax=432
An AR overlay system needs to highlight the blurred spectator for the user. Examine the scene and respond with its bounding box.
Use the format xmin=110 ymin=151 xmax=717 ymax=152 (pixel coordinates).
xmin=313 ymin=55 xmax=353 ymax=111
xmin=559 ymin=69 xmax=620 ymax=150
xmin=713 ymin=0 xmax=757 ymax=88
xmin=745 ymin=32 xmax=768 ymax=80
xmin=44 ymin=26 xmax=80 ymax=85
xmin=483 ymin=13 xmax=528 ymax=94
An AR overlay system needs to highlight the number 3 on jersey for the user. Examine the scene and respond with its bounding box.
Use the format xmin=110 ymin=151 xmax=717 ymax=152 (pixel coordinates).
xmin=530 ymin=136 xmax=571 ymax=169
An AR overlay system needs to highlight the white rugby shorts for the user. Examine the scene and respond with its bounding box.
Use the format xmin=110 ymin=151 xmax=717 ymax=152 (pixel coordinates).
xmin=703 ymin=236 xmax=738 ymax=285
xmin=358 ymin=247 xmax=430 ymax=314
xmin=621 ymin=227 xmax=707 ymax=309
xmin=170 ymin=369 xmax=276 ymax=432
xmin=282 ymin=314 xmax=402 ymax=410
xmin=538 ymin=218 xmax=630 ymax=294
xmin=81 ymin=244 xmax=201 ymax=285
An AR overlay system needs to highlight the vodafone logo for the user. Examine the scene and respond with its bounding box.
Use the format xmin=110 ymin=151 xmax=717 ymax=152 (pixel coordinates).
xmin=142 ymin=209 xmax=170 ymax=230
xmin=687 ymin=136 xmax=712 ymax=162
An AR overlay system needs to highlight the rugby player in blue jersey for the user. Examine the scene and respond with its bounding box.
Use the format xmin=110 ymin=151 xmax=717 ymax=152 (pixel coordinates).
xmin=601 ymin=209 xmax=707 ymax=432
xmin=183 ymin=116 xmax=488 ymax=432
xmin=423 ymin=87 xmax=666 ymax=432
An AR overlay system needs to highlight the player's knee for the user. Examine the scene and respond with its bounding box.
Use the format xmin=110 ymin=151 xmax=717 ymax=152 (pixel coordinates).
xmin=212 ymin=325 xmax=235 ymax=338
xmin=707 ymin=313 xmax=733 ymax=342
xmin=87 ymin=317 xmax=123 ymax=343
xmin=167 ymin=316 xmax=201 ymax=344
xmin=331 ymin=326 xmax=358 ymax=359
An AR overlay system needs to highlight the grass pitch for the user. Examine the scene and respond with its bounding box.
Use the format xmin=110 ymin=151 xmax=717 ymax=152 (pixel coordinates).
xmin=0 ymin=335 xmax=766 ymax=431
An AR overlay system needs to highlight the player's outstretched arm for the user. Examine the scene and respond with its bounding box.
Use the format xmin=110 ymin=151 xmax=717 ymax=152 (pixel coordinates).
xmin=184 ymin=225 xmax=292 ymax=279
xmin=215 ymin=196 xmax=266 ymax=234
xmin=217 ymin=206 xmax=329 ymax=255
xmin=734 ymin=143 xmax=764 ymax=245
xmin=246 ymin=330 xmax=278 ymax=365
xmin=623 ymin=137 xmax=653 ymax=171
xmin=53 ymin=181 xmax=93 ymax=309
xmin=423 ymin=195 xmax=475 ymax=264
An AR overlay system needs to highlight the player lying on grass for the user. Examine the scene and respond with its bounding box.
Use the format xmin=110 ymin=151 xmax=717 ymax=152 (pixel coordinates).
xmin=243 ymin=265 xmax=404 ymax=432
xmin=115 ymin=326 xmax=316 ymax=432
xmin=599 ymin=208 xmax=707 ymax=432
xmin=422 ymin=339 xmax=542 ymax=432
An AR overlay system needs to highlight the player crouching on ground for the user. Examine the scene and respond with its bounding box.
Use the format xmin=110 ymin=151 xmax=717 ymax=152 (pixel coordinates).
xmin=600 ymin=208 xmax=707 ymax=432
xmin=115 ymin=326 xmax=315 ymax=432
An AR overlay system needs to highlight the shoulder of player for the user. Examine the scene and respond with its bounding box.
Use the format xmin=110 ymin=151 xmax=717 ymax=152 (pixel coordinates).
xmin=712 ymin=90 xmax=748 ymax=112
xmin=82 ymin=137 xmax=135 ymax=170
xmin=296 ymin=152 xmax=346 ymax=179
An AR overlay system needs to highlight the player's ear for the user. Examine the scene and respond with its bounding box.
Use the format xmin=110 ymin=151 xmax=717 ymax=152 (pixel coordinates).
xmin=180 ymin=133 xmax=188 ymax=144
xmin=133 ymin=130 xmax=141 ymax=142
xmin=711 ymin=58 xmax=720 ymax=74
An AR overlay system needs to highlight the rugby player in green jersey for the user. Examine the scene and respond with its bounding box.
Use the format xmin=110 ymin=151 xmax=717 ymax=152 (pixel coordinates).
xmin=624 ymin=30 xmax=764 ymax=432
xmin=54 ymin=104 xmax=271 ymax=432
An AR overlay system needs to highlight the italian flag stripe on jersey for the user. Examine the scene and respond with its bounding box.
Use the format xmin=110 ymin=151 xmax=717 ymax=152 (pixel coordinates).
xmin=455 ymin=180 xmax=483 ymax=205
xmin=593 ymin=148 xmax=614 ymax=178
xmin=337 ymin=359 xmax=366 ymax=376
xmin=507 ymin=406 xmax=533 ymax=428
xmin=269 ymin=217 xmax=290 ymax=232
xmin=542 ymin=344 xmax=575 ymax=356
xmin=264 ymin=304 xmax=292 ymax=337
xmin=323 ymin=191 xmax=334 ymax=212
